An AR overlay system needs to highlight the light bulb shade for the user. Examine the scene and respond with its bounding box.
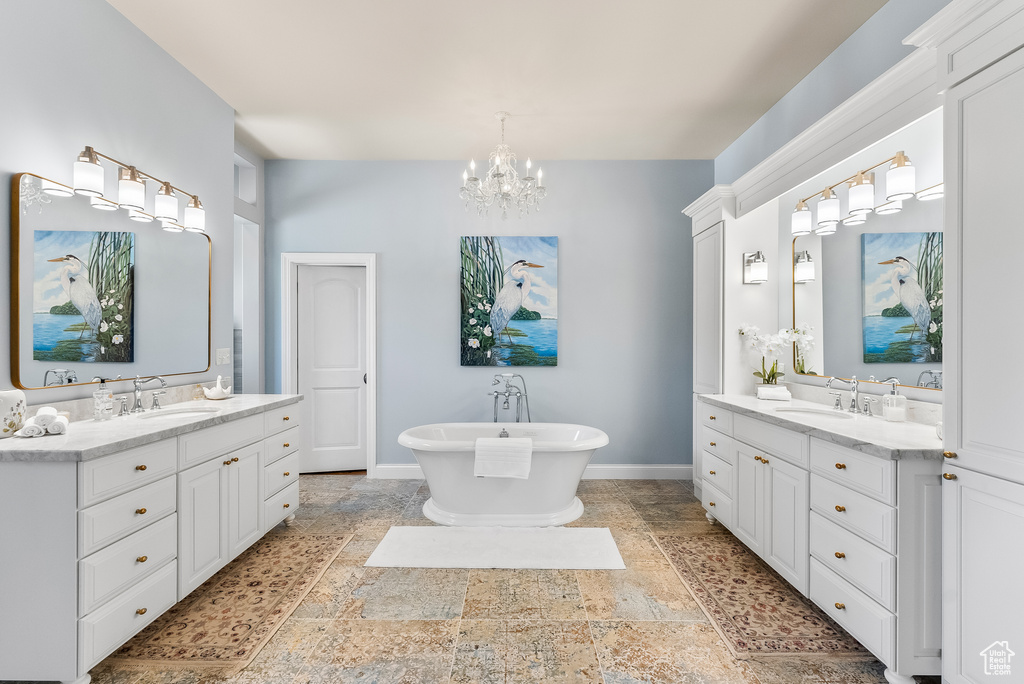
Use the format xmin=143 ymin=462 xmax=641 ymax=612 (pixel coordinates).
xmin=128 ymin=209 xmax=152 ymax=223
xmin=916 ymin=183 xmax=944 ymax=201
xmin=817 ymin=190 xmax=840 ymax=227
xmin=154 ymin=183 xmax=178 ymax=222
xmin=161 ymin=220 xmax=184 ymax=233
xmin=73 ymin=147 xmax=104 ymax=197
xmin=848 ymin=172 xmax=874 ymax=215
xmin=886 ymin=154 xmax=915 ymax=201
xmin=184 ymin=196 xmax=205 ymax=232
xmin=90 ymin=196 xmax=118 ymax=211
xmin=842 ymin=214 xmax=867 ymax=226
xmin=743 ymin=251 xmax=768 ymax=284
xmin=815 ymin=222 xmax=837 ymax=236
xmin=876 ymin=200 xmax=903 ymax=215
xmin=791 ymin=201 xmax=812 ymax=236
xmin=794 ymin=251 xmax=815 ymax=283
xmin=41 ymin=179 xmax=74 ymax=197
xmin=118 ymin=166 xmax=145 ymax=211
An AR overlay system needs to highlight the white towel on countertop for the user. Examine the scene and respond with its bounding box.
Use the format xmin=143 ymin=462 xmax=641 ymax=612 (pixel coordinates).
xmin=756 ymin=385 xmax=792 ymax=401
xmin=15 ymin=417 xmax=45 ymax=437
xmin=33 ymin=406 xmax=57 ymax=427
xmin=46 ymin=415 xmax=69 ymax=435
xmin=474 ymin=437 xmax=533 ymax=479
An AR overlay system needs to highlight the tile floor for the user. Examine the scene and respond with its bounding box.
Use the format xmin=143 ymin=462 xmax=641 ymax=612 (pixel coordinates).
xmin=8 ymin=474 xmax=939 ymax=684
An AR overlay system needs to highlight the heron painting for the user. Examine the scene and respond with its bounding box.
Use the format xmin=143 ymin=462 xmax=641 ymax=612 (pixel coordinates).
xmin=862 ymin=232 xmax=942 ymax=364
xmin=460 ymin=236 xmax=557 ymax=366
xmin=33 ymin=230 xmax=135 ymax=363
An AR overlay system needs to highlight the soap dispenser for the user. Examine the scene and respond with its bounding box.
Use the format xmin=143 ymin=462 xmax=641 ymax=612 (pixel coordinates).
xmin=881 ymin=378 xmax=907 ymax=422
xmin=92 ymin=377 xmax=113 ymax=421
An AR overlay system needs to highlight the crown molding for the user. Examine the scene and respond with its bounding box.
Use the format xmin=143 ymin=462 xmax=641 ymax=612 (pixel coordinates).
xmin=905 ymin=0 xmax=1009 ymax=48
xmin=683 ymin=184 xmax=736 ymax=236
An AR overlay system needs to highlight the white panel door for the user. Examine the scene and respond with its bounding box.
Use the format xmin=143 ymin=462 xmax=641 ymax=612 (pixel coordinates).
xmin=693 ymin=222 xmax=723 ymax=394
xmin=765 ymin=456 xmax=809 ymax=595
xmin=297 ymin=265 xmax=367 ymax=473
xmin=942 ymin=466 xmax=1024 ymax=683
xmin=733 ymin=446 xmax=764 ymax=556
xmin=227 ymin=445 xmax=263 ymax=557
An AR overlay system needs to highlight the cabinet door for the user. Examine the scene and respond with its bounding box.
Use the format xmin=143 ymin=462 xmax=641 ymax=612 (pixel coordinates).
xmin=733 ymin=445 xmax=764 ymax=556
xmin=178 ymin=457 xmax=227 ymax=598
xmin=942 ymin=467 xmax=1024 ymax=683
xmin=765 ymin=456 xmax=809 ymax=595
xmin=945 ymin=47 xmax=1024 ymax=484
xmin=227 ymin=445 xmax=263 ymax=557
xmin=693 ymin=222 xmax=723 ymax=394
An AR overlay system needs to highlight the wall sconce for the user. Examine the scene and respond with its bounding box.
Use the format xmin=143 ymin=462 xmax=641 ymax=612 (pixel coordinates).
xmin=789 ymin=150 xmax=933 ymax=237
xmin=794 ymin=250 xmax=815 ymax=283
xmin=743 ymin=251 xmax=768 ymax=284
xmin=65 ymin=145 xmax=206 ymax=233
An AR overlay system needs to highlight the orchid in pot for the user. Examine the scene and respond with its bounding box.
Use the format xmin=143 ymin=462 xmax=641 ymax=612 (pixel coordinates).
xmin=738 ymin=325 xmax=793 ymax=385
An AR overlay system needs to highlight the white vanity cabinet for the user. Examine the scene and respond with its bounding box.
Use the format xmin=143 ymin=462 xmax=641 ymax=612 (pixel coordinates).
xmin=0 ymin=395 xmax=301 ymax=684
xmin=698 ymin=396 xmax=942 ymax=683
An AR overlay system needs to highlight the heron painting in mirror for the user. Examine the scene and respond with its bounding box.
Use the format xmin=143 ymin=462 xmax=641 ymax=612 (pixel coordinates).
xmin=33 ymin=230 xmax=135 ymax=363
xmin=460 ymin=236 xmax=557 ymax=366
xmin=862 ymin=232 xmax=942 ymax=364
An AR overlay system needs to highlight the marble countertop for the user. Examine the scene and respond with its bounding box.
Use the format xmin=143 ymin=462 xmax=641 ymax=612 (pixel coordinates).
xmin=0 ymin=394 xmax=302 ymax=463
xmin=699 ymin=394 xmax=944 ymax=460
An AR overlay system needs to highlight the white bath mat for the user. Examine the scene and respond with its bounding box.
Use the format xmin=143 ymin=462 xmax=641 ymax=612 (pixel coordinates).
xmin=365 ymin=526 xmax=626 ymax=569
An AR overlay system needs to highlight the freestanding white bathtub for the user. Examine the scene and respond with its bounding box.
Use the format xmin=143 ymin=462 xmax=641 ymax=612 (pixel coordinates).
xmin=398 ymin=423 xmax=610 ymax=526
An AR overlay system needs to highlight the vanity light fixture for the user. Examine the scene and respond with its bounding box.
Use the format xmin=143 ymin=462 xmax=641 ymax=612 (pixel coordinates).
xmin=743 ymin=251 xmax=769 ymax=284
xmin=788 ymin=150 xmax=933 ymax=238
xmin=794 ymin=250 xmax=815 ymax=283
xmin=40 ymin=179 xmax=74 ymax=198
xmin=68 ymin=146 xmax=205 ymax=233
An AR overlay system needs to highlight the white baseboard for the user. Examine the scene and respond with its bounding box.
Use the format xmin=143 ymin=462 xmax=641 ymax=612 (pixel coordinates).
xmin=582 ymin=464 xmax=693 ymax=480
xmin=370 ymin=463 xmax=693 ymax=480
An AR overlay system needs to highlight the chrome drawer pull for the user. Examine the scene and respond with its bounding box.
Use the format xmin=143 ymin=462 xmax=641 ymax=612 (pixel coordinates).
xmin=835 ymin=505 xmax=846 ymax=512
xmin=834 ymin=552 xmax=846 ymax=559
xmin=835 ymin=602 xmax=845 ymax=610
xmin=135 ymin=464 xmax=147 ymax=471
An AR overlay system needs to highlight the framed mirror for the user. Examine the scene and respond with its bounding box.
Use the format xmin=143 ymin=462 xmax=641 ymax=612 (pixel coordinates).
xmin=786 ymin=110 xmax=943 ymax=392
xmin=10 ymin=173 xmax=211 ymax=390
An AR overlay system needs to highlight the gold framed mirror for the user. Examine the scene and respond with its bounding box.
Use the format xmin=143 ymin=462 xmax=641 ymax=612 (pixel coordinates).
xmin=10 ymin=173 xmax=211 ymax=390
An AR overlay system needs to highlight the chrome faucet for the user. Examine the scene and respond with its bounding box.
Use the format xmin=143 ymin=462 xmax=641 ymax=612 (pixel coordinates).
xmin=132 ymin=375 xmax=167 ymax=413
xmin=826 ymin=376 xmax=860 ymax=413
xmin=488 ymin=373 xmax=531 ymax=423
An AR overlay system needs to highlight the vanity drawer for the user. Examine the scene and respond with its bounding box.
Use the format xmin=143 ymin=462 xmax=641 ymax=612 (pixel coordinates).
xmin=810 ymin=558 xmax=894 ymax=665
xmin=700 ymin=426 xmax=732 ymax=463
xmin=78 ymin=560 xmax=177 ymax=673
xmin=265 ymin=404 xmax=299 ymax=437
xmin=79 ymin=439 xmax=177 ymax=508
xmin=810 ymin=474 xmax=895 ymax=553
xmin=701 ymin=479 xmax=733 ymax=530
xmin=810 ymin=439 xmax=895 ymax=505
xmin=265 ymin=481 xmax=299 ymax=529
xmin=265 ymin=451 xmax=300 ymax=499
xmin=79 ymin=513 xmax=177 ymax=617
xmin=699 ymin=403 xmax=732 ymax=435
xmin=265 ymin=425 xmax=300 ymax=465
xmin=702 ymin=450 xmax=733 ymax=496
xmin=79 ymin=476 xmax=177 ymax=557
xmin=178 ymin=413 xmax=263 ymax=469
xmin=734 ymin=414 xmax=809 ymax=468
xmin=810 ymin=512 xmax=895 ymax=611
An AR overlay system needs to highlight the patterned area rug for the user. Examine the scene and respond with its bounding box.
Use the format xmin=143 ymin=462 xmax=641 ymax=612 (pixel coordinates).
xmin=107 ymin=533 xmax=351 ymax=674
xmin=653 ymin=533 xmax=869 ymax=659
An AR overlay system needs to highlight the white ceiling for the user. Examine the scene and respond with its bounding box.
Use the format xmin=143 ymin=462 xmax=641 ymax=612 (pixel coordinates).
xmin=107 ymin=0 xmax=886 ymax=161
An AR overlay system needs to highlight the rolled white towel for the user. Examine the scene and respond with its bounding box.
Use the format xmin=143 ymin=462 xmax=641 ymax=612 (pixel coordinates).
xmin=33 ymin=406 xmax=57 ymax=428
xmin=15 ymin=417 xmax=45 ymax=437
xmin=46 ymin=415 xmax=69 ymax=435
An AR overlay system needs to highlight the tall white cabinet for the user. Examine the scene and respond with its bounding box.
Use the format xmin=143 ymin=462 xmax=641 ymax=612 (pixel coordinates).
xmin=935 ymin=3 xmax=1024 ymax=681
xmin=692 ymin=219 xmax=725 ymax=494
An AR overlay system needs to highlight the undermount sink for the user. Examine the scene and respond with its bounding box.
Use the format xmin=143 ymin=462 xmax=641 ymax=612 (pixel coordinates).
xmin=773 ymin=407 xmax=854 ymax=420
xmin=139 ymin=406 xmax=221 ymax=419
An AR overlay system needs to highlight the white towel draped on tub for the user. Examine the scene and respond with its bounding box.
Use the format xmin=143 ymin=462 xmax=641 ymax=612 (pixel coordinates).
xmin=474 ymin=437 xmax=533 ymax=479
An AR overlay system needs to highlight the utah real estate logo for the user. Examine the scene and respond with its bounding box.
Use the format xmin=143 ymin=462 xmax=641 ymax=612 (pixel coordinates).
xmin=980 ymin=641 xmax=1015 ymax=676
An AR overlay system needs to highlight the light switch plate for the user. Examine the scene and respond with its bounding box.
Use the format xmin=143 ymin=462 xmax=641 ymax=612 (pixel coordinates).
xmin=216 ymin=348 xmax=231 ymax=365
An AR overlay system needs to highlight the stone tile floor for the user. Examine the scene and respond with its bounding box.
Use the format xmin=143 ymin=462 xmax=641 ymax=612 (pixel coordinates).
xmin=6 ymin=473 xmax=939 ymax=684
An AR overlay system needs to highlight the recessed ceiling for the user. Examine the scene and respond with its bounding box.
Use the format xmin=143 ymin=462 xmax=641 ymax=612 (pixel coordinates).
xmin=107 ymin=0 xmax=886 ymax=160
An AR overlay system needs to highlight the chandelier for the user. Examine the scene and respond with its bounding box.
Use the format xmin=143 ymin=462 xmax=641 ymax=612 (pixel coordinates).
xmin=460 ymin=112 xmax=546 ymax=219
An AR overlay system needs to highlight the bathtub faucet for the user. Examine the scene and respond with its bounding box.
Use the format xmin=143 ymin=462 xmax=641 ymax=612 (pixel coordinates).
xmin=488 ymin=373 xmax=531 ymax=423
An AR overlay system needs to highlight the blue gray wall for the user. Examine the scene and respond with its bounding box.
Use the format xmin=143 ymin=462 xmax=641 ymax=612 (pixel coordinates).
xmin=0 ymin=0 xmax=236 ymax=402
xmin=715 ymin=0 xmax=951 ymax=185
xmin=265 ymin=160 xmax=712 ymax=465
